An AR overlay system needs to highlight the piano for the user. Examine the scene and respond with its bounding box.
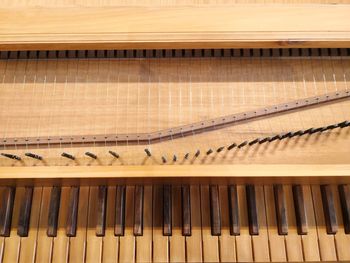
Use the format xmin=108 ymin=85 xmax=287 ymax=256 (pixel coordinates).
xmin=0 ymin=1 xmax=350 ymax=262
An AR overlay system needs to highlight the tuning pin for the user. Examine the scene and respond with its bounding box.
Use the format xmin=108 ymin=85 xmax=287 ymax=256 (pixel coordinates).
xmin=206 ymin=149 xmax=213 ymax=155
xmin=194 ymin=150 xmax=200 ymax=158
xmin=280 ymin=132 xmax=292 ymax=139
xmin=173 ymin=155 xmax=177 ymax=162
xmin=325 ymin=124 xmax=338 ymax=130
xmin=25 ymin=153 xmax=43 ymax=160
xmin=144 ymin=149 xmax=152 ymax=157
xmin=258 ymin=137 xmax=270 ymax=144
xmin=293 ymin=130 xmax=303 ymax=137
xmin=108 ymin=150 xmax=119 ymax=158
xmin=310 ymin=127 xmax=323 ymax=134
xmin=303 ymin=128 xmax=314 ymax=135
xmin=248 ymin=138 xmax=260 ymax=146
xmin=1 ymin=153 xmax=21 ymax=161
xmin=238 ymin=141 xmax=248 ymax=148
xmin=184 ymin=153 xmax=189 ymax=159
xmin=162 ymin=156 xmax=167 ymax=164
xmin=61 ymin=152 xmax=75 ymax=160
xmin=268 ymin=135 xmax=280 ymax=142
xmin=85 ymin=152 xmax=97 ymax=159
xmin=216 ymin=146 xmax=225 ymax=153
xmin=227 ymin=143 xmax=237 ymax=150
xmin=339 ymin=121 xmax=350 ymax=128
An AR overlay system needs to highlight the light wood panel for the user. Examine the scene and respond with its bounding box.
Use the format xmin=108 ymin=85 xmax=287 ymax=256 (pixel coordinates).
xmin=1 ymin=5 xmax=350 ymax=50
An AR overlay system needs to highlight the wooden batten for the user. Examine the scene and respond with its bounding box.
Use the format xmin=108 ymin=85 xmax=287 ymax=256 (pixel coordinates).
xmin=0 ymin=4 xmax=350 ymax=50
xmin=0 ymin=165 xmax=349 ymax=186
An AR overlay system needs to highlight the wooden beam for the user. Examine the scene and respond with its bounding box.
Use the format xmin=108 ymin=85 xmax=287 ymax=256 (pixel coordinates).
xmin=1 ymin=5 xmax=350 ymax=50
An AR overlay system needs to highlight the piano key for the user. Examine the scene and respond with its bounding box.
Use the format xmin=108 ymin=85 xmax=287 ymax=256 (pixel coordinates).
xmin=17 ymin=187 xmax=33 ymax=237
xmin=338 ymin=185 xmax=350 ymax=234
xmin=163 ymin=185 xmax=172 ymax=236
xmin=66 ymin=186 xmax=79 ymax=237
xmin=284 ymin=185 xmax=303 ymax=262
xmin=311 ymin=185 xmax=337 ymax=261
xmin=274 ymin=184 xmax=288 ymax=235
xmin=36 ymin=187 xmax=54 ymax=263
xmin=2 ymin=187 xmax=23 ymax=263
xmin=332 ymin=185 xmax=350 ymax=261
xmin=185 ymin=185 xmax=202 ymax=262
xmin=218 ymin=185 xmax=236 ymax=262
xmin=52 ymin=187 xmax=70 ymax=263
xmin=181 ymin=185 xmax=191 ymax=236
xmin=18 ymin=187 xmax=42 ymax=263
xmin=169 ymin=186 xmax=185 ymax=262
xmin=96 ymin=186 xmax=107 ymax=237
xmin=115 ymin=185 xmax=126 ymax=236
xmin=301 ymin=185 xmax=320 ymax=262
xmin=200 ymin=185 xmax=219 ymax=262
xmin=0 ymin=187 xmax=15 ymax=237
xmin=133 ymin=185 xmax=144 ymax=236
xmin=246 ymin=185 xmax=259 ymax=235
xmin=252 ymin=186 xmax=270 ymax=262
xmin=68 ymin=187 xmax=89 ymax=263
xmin=135 ymin=185 xmax=152 ymax=262
xmin=209 ymin=185 xmax=221 ymax=236
xmin=235 ymin=185 xmax=253 ymax=262
xmin=86 ymin=187 xmax=103 ymax=263
xmin=103 ymin=186 xmax=118 ymax=263
xmin=228 ymin=185 xmax=240 ymax=235
xmin=119 ymin=186 xmax=135 ymax=263
xmin=292 ymin=185 xmax=308 ymax=235
xmin=264 ymin=185 xmax=287 ymax=262
xmin=321 ymin=184 xmax=338 ymax=234
xmin=153 ymin=185 xmax=168 ymax=263
xmin=47 ymin=186 xmax=61 ymax=237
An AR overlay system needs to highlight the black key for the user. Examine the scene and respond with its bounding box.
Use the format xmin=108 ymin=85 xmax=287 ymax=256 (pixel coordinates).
xmin=181 ymin=185 xmax=191 ymax=236
xmin=209 ymin=185 xmax=221 ymax=236
xmin=133 ymin=185 xmax=144 ymax=236
xmin=338 ymin=185 xmax=350 ymax=234
xmin=228 ymin=185 xmax=240 ymax=235
xmin=274 ymin=185 xmax=288 ymax=235
xmin=163 ymin=185 xmax=172 ymax=236
xmin=96 ymin=186 xmax=107 ymax=237
xmin=246 ymin=185 xmax=259 ymax=235
xmin=293 ymin=185 xmax=308 ymax=235
xmin=66 ymin=187 xmax=79 ymax=237
xmin=0 ymin=187 xmax=15 ymax=237
xmin=17 ymin=187 xmax=34 ymax=237
xmin=47 ymin=186 xmax=61 ymax=237
xmin=115 ymin=185 xmax=126 ymax=236
xmin=320 ymin=185 xmax=338 ymax=234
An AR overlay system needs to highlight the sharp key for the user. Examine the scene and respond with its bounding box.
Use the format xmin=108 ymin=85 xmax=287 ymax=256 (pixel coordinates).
xmin=17 ymin=187 xmax=33 ymax=237
xmin=133 ymin=185 xmax=144 ymax=236
xmin=209 ymin=185 xmax=221 ymax=236
xmin=0 ymin=187 xmax=15 ymax=237
xmin=339 ymin=185 xmax=350 ymax=234
xmin=115 ymin=185 xmax=126 ymax=236
xmin=246 ymin=185 xmax=259 ymax=235
xmin=321 ymin=185 xmax=338 ymax=234
xmin=181 ymin=185 xmax=191 ymax=236
xmin=66 ymin=186 xmax=79 ymax=237
xmin=274 ymin=184 xmax=288 ymax=235
xmin=47 ymin=186 xmax=61 ymax=237
xmin=293 ymin=185 xmax=308 ymax=235
xmin=163 ymin=185 xmax=172 ymax=236
xmin=96 ymin=186 xmax=107 ymax=237
xmin=228 ymin=185 xmax=240 ymax=235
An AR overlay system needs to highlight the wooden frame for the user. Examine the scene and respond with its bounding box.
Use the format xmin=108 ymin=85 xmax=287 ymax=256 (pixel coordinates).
xmin=1 ymin=4 xmax=350 ymax=50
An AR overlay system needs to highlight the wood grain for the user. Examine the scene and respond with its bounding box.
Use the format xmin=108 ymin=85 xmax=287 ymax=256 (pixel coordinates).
xmin=1 ymin=5 xmax=350 ymax=50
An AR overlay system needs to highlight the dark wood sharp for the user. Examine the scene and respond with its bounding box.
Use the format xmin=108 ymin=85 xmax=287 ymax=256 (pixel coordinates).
xmin=338 ymin=185 xmax=350 ymax=234
xmin=181 ymin=185 xmax=191 ymax=236
xmin=274 ymin=184 xmax=288 ymax=235
xmin=115 ymin=185 xmax=126 ymax=236
xmin=209 ymin=185 xmax=221 ymax=236
xmin=17 ymin=187 xmax=34 ymax=237
xmin=292 ymin=185 xmax=308 ymax=235
xmin=133 ymin=185 xmax=144 ymax=236
xmin=320 ymin=185 xmax=338 ymax=234
xmin=246 ymin=185 xmax=259 ymax=235
xmin=163 ymin=185 xmax=172 ymax=236
xmin=228 ymin=185 xmax=240 ymax=235
xmin=0 ymin=187 xmax=15 ymax=237
xmin=66 ymin=186 xmax=79 ymax=237
xmin=96 ymin=186 xmax=108 ymax=237
xmin=47 ymin=186 xmax=61 ymax=237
